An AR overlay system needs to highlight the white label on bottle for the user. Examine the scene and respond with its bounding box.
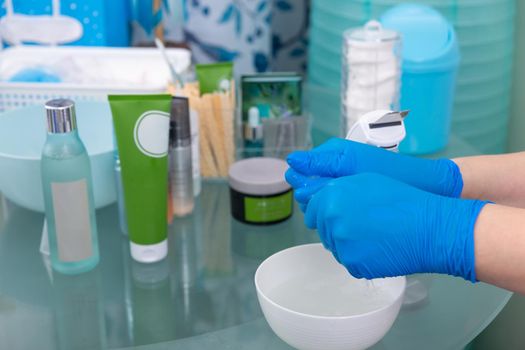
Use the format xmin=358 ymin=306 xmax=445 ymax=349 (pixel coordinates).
xmin=51 ymin=179 xmax=93 ymax=262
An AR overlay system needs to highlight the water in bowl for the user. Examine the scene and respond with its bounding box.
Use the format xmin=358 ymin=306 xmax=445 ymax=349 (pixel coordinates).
xmin=268 ymin=274 xmax=395 ymax=317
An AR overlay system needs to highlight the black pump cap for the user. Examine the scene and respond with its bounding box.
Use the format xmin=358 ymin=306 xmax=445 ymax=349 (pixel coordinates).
xmin=170 ymin=96 xmax=191 ymax=146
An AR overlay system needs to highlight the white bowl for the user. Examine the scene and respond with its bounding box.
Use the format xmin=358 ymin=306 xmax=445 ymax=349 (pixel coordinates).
xmin=255 ymin=243 xmax=406 ymax=350
xmin=0 ymin=102 xmax=116 ymax=212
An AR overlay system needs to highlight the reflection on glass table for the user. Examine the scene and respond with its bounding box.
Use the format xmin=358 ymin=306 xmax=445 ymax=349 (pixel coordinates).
xmin=0 ymin=174 xmax=511 ymax=349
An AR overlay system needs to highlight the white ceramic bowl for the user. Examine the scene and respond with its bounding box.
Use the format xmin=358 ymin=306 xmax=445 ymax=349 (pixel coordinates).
xmin=0 ymin=102 xmax=116 ymax=212
xmin=255 ymin=243 xmax=406 ymax=350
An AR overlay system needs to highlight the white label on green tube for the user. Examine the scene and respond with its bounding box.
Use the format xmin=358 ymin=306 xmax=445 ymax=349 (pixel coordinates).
xmin=134 ymin=111 xmax=170 ymax=158
xmin=52 ymin=179 xmax=93 ymax=262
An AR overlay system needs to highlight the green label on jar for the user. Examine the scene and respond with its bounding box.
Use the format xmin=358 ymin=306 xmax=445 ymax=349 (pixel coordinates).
xmin=244 ymin=191 xmax=292 ymax=223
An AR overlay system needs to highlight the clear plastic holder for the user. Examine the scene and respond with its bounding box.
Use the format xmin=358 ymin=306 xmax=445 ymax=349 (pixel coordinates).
xmin=341 ymin=21 xmax=402 ymax=135
xmin=235 ymin=113 xmax=312 ymax=162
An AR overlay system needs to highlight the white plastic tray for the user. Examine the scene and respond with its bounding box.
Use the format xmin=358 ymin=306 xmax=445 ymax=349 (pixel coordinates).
xmin=0 ymin=46 xmax=191 ymax=112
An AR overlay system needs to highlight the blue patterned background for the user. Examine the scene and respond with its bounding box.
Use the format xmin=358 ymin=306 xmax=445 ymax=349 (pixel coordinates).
xmin=271 ymin=0 xmax=310 ymax=73
xmin=184 ymin=0 xmax=272 ymax=74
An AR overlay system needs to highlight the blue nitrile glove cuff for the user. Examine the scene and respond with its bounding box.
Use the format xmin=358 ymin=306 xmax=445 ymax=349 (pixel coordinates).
xmin=433 ymin=158 xmax=464 ymax=198
xmin=429 ymin=198 xmax=488 ymax=283
xmin=449 ymin=160 xmax=464 ymax=198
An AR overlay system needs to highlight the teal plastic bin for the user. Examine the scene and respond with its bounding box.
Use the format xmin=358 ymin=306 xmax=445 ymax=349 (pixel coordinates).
xmin=381 ymin=4 xmax=460 ymax=154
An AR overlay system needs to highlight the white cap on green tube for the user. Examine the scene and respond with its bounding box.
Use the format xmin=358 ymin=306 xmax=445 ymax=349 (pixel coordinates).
xmin=130 ymin=240 xmax=168 ymax=263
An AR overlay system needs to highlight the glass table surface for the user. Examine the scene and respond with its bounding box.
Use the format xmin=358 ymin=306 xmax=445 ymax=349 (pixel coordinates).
xmin=0 ymin=136 xmax=511 ymax=350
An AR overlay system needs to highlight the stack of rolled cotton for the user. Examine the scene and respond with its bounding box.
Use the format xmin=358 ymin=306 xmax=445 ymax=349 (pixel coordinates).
xmin=341 ymin=21 xmax=402 ymax=135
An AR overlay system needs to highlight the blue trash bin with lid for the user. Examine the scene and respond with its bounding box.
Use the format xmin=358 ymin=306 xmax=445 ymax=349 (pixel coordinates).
xmin=380 ymin=4 xmax=460 ymax=154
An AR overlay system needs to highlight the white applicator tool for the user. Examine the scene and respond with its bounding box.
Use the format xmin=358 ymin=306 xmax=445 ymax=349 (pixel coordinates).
xmin=345 ymin=109 xmax=409 ymax=151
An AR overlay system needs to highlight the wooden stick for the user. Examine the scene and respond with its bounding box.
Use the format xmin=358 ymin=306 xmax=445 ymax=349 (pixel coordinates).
xmin=208 ymin=94 xmax=226 ymax=177
xmin=195 ymin=97 xmax=218 ymax=177
xmin=211 ymin=93 xmax=229 ymax=177
xmin=220 ymin=92 xmax=235 ymax=168
xmin=201 ymin=95 xmax=224 ymax=177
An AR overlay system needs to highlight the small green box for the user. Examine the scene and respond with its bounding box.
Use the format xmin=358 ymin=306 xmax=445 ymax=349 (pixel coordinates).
xmin=241 ymin=73 xmax=303 ymax=122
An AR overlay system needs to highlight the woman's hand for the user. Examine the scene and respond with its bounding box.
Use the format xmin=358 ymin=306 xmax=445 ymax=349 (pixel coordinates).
xmin=303 ymin=173 xmax=488 ymax=281
xmin=286 ymin=138 xmax=464 ymax=205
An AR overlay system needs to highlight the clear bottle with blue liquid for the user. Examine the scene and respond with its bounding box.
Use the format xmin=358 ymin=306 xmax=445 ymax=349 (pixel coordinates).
xmin=41 ymin=99 xmax=99 ymax=274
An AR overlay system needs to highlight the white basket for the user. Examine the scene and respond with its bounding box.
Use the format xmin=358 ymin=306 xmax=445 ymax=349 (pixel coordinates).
xmin=0 ymin=46 xmax=192 ymax=112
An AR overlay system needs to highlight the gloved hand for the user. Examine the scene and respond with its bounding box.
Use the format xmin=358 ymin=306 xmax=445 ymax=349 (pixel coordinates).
xmin=304 ymin=173 xmax=488 ymax=282
xmin=286 ymin=138 xmax=464 ymax=207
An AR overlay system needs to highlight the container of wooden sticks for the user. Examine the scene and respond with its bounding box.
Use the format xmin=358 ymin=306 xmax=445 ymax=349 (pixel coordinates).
xmin=169 ymin=81 xmax=236 ymax=178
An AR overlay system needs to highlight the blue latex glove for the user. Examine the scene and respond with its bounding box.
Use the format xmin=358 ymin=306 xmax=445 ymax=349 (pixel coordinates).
xmin=304 ymin=173 xmax=488 ymax=282
xmin=286 ymin=138 xmax=463 ymax=206
xmin=286 ymin=169 xmax=331 ymax=210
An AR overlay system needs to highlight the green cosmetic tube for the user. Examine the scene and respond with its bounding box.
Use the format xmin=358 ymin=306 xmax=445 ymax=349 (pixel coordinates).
xmin=195 ymin=62 xmax=234 ymax=94
xmin=109 ymin=94 xmax=172 ymax=263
